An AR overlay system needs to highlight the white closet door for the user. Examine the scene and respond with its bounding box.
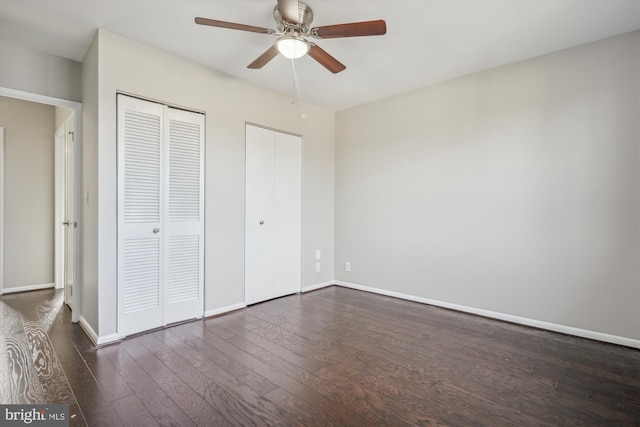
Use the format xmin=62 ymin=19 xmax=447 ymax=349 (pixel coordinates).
xmin=245 ymin=124 xmax=301 ymax=305
xmin=245 ymin=125 xmax=276 ymax=305
xmin=164 ymin=107 xmax=205 ymax=324
xmin=273 ymin=132 xmax=301 ymax=298
xmin=117 ymin=95 xmax=164 ymax=336
xmin=118 ymin=95 xmax=205 ymax=336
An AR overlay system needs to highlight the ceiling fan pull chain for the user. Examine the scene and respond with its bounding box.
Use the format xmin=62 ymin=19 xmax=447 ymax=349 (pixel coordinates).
xmin=290 ymin=58 xmax=308 ymax=119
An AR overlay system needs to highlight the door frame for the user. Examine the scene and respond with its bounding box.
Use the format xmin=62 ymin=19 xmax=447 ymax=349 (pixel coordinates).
xmin=0 ymin=87 xmax=82 ymax=323
xmin=55 ymin=124 xmax=66 ymax=291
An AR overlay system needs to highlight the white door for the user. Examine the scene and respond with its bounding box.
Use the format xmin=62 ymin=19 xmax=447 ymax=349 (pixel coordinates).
xmin=117 ymin=95 xmax=204 ymax=336
xmin=164 ymin=107 xmax=205 ymax=324
xmin=64 ymin=114 xmax=75 ymax=308
xmin=273 ymin=132 xmax=302 ymax=297
xmin=245 ymin=125 xmax=276 ymax=304
xmin=245 ymin=124 xmax=301 ymax=305
xmin=117 ymin=96 xmax=165 ymax=335
xmin=54 ymin=114 xmax=76 ymax=308
xmin=55 ymin=125 xmax=65 ymax=292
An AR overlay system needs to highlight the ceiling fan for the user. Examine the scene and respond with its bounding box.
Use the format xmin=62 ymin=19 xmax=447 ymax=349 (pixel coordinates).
xmin=195 ymin=0 xmax=387 ymax=74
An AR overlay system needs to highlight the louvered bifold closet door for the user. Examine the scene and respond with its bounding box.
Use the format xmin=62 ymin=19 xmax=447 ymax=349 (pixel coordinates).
xmin=117 ymin=95 xmax=205 ymax=337
xmin=164 ymin=107 xmax=204 ymax=324
xmin=117 ymin=95 xmax=164 ymax=336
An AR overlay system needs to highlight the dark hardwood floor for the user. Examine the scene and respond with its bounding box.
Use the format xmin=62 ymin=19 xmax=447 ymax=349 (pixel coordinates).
xmin=1 ymin=286 xmax=638 ymax=426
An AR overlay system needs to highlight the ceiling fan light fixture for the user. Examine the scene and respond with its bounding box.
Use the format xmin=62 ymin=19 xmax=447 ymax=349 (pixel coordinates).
xmin=276 ymin=36 xmax=309 ymax=59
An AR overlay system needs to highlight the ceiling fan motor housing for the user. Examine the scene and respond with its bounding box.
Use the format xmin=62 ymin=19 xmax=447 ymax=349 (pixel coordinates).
xmin=274 ymin=2 xmax=314 ymax=35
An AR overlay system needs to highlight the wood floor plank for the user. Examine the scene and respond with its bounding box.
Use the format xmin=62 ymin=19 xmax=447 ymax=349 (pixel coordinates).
xmin=169 ymin=322 xmax=277 ymax=395
xmin=120 ymin=338 xmax=167 ymax=374
xmin=111 ymin=394 xmax=159 ymax=427
xmin=144 ymin=364 xmax=234 ymax=427
xmin=102 ymin=345 xmax=196 ymax=427
xmin=77 ymin=348 xmax=133 ymax=402
xmin=251 ymin=363 xmax=375 ymax=427
xmin=262 ymin=387 xmax=349 ymax=427
xmin=152 ymin=346 xmax=270 ymax=426
xmin=186 ymin=322 xmax=266 ymax=370
xmin=216 ymin=316 xmax=325 ymax=373
xmin=160 ymin=328 xmax=292 ymax=424
xmin=49 ymin=336 xmax=121 ymax=426
xmin=227 ymin=333 xmax=392 ymax=426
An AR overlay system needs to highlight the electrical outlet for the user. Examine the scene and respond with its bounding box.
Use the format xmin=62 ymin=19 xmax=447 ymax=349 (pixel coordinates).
xmin=315 ymin=262 xmax=321 ymax=273
xmin=345 ymin=262 xmax=351 ymax=272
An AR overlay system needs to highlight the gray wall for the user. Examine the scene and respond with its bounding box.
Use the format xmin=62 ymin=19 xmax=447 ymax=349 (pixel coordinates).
xmin=0 ymin=41 xmax=81 ymax=102
xmin=335 ymin=31 xmax=640 ymax=340
xmin=0 ymin=96 xmax=55 ymax=289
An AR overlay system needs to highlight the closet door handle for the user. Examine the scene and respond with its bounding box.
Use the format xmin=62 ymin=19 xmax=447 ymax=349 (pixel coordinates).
xmin=259 ymin=221 xmax=264 ymax=225
xmin=153 ymin=228 xmax=160 ymax=233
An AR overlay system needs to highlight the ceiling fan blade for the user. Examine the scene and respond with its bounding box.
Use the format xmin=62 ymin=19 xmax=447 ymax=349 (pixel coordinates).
xmin=195 ymin=17 xmax=274 ymax=34
xmin=247 ymin=45 xmax=280 ymax=69
xmin=307 ymin=44 xmax=346 ymax=74
xmin=311 ymin=20 xmax=387 ymax=39
xmin=277 ymin=0 xmax=300 ymax=24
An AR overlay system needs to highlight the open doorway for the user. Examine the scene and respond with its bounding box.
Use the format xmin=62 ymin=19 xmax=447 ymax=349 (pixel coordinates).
xmin=0 ymin=87 xmax=82 ymax=323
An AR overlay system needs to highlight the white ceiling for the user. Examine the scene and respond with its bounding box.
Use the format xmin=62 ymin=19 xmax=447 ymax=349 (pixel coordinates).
xmin=1 ymin=0 xmax=638 ymax=111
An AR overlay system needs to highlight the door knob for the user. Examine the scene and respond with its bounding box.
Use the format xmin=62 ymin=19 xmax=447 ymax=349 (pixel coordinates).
xmin=259 ymin=221 xmax=264 ymax=225
xmin=62 ymin=220 xmax=70 ymax=226
xmin=153 ymin=228 xmax=160 ymax=233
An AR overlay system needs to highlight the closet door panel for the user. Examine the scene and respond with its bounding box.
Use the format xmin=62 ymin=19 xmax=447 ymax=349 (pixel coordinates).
xmin=117 ymin=95 xmax=164 ymax=336
xmin=274 ymin=132 xmax=302 ymax=297
xmin=245 ymin=125 xmax=275 ymax=305
xmin=164 ymin=108 xmax=205 ymax=324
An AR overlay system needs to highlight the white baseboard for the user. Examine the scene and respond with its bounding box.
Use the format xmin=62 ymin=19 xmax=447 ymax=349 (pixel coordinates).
xmin=78 ymin=316 xmax=120 ymax=347
xmin=301 ymin=281 xmax=335 ymax=293
xmin=204 ymin=302 xmax=246 ymax=318
xmin=1 ymin=282 xmax=55 ymax=295
xmin=97 ymin=333 xmax=121 ymax=346
xmin=82 ymin=306 xmax=246 ymax=346
xmin=78 ymin=316 xmax=98 ymax=345
xmin=335 ymin=280 xmax=640 ymax=349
